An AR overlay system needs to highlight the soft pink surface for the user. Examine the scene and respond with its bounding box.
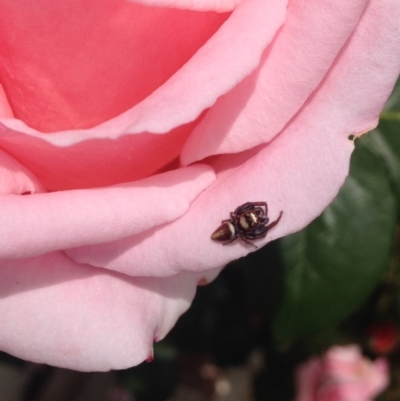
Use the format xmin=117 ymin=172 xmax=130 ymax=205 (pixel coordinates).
xmin=0 ymin=120 xmax=197 ymax=190
xmin=181 ymin=0 xmax=370 ymax=164
xmin=0 ymin=0 xmax=285 ymax=190
xmin=0 ymin=0 xmax=229 ymax=132
xmin=0 ymin=85 xmax=13 ymax=119
xmin=127 ymin=0 xmax=242 ymax=12
xmin=0 ymin=252 xmax=220 ymax=371
xmin=66 ymin=0 xmax=400 ymax=276
xmin=0 ymin=164 xmax=215 ymax=259
xmin=0 ymin=0 xmax=399 ymax=371
xmin=0 ymin=150 xmax=44 ymax=195
xmin=295 ymin=346 xmax=389 ymax=401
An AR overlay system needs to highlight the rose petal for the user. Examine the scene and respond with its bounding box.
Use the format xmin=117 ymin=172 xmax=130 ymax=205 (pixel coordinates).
xmin=295 ymin=359 xmax=322 ymax=401
xmin=127 ymin=0 xmax=242 ymax=12
xmin=0 ymin=252 xmax=219 ymax=371
xmin=0 ymin=120 xmax=197 ymax=190
xmin=66 ymin=0 xmax=400 ymax=276
xmin=67 ymin=126 xmax=352 ymax=276
xmin=367 ymin=358 xmax=390 ymax=396
xmin=325 ymin=347 xmax=390 ymax=396
xmin=0 ymin=165 xmax=215 ymax=259
xmin=0 ymin=150 xmax=44 ymax=195
xmin=0 ymin=0 xmax=288 ymax=143
xmin=0 ymin=0 xmax=286 ymax=190
xmin=295 ymin=346 xmax=390 ymax=401
xmin=0 ymin=85 xmax=13 ymax=119
xmin=0 ymin=0 xmax=229 ymax=132
xmin=181 ymin=0 xmax=370 ymax=165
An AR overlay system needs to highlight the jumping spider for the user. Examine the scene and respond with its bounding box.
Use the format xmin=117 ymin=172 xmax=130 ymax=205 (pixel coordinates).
xmin=211 ymin=201 xmax=283 ymax=248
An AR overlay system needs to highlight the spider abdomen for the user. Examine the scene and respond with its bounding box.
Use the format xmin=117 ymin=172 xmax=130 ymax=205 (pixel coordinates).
xmin=211 ymin=221 xmax=236 ymax=242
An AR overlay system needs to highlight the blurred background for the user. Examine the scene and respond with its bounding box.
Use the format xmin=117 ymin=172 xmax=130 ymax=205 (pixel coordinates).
xmin=0 ymin=82 xmax=399 ymax=401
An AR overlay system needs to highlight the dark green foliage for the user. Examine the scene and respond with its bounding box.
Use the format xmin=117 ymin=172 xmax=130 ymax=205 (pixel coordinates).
xmin=274 ymin=134 xmax=398 ymax=344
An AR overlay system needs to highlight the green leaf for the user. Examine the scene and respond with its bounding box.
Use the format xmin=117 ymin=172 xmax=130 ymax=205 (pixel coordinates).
xmin=273 ymin=136 xmax=398 ymax=345
xmin=368 ymin=125 xmax=400 ymax=201
xmin=383 ymin=78 xmax=400 ymax=112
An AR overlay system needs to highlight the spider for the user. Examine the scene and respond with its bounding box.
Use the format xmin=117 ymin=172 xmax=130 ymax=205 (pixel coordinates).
xmin=211 ymin=201 xmax=283 ymax=248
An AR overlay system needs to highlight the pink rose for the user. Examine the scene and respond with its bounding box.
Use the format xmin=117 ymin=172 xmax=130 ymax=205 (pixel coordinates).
xmin=0 ymin=0 xmax=399 ymax=371
xmin=295 ymin=345 xmax=389 ymax=401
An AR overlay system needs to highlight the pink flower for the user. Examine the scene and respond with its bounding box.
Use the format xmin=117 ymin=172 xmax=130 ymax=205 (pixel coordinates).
xmin=295 ymin=345 xmax=389 ymax=401
xmin=0 ymin=0 xmax=399 ymax=371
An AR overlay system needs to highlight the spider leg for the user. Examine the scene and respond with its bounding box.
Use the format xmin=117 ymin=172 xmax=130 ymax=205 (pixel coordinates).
xmin=258 ymin=216 xmax=268 ymax=224
xmin=246 ymin=231 xmax=268 ymax=240
xmin=238 ymin=202 xmax=268 ymax=218
xmin=233 ymin=202 xmax=255 ymax=215
xmin=249 ymin=202 xmax=268 ymax=216
xmin=265 ymin=211 xmax=283 ymax=231
xmin=245 ymin=211 xmax=282 ymax=241
xmin=239 ymin=234 xmax=258 ymax=249
xmin=250 ymin=226 xmax=268 ymax=237
xmin=247 ymin=202 xmax=268 ymax=207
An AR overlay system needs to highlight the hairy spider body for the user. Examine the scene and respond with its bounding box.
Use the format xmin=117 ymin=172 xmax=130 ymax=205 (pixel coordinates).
xmin=211 ymin=202 xmax=283 ymax=248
